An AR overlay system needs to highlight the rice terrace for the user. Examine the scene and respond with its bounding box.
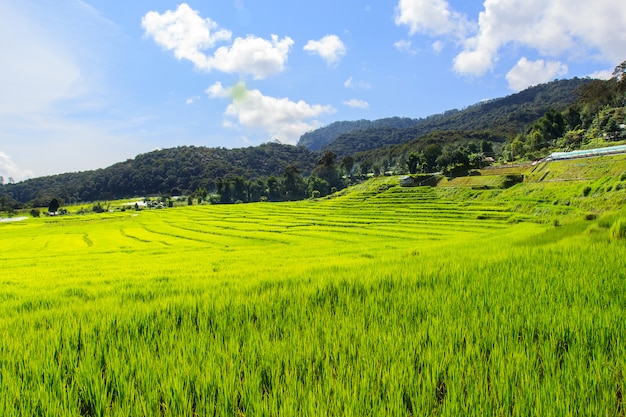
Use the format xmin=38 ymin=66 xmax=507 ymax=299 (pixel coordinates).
xmin=1 ymin=153 xmax=626 ymax=416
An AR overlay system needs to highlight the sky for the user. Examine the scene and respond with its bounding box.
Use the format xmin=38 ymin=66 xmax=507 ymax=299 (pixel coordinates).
xmin=1 ymin=0 xmax=625 ymax=181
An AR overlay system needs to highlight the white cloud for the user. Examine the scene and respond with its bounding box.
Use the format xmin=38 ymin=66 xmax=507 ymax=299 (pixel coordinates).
xmin=394 ymin=0 xmax=471 ymax=37
xmin=587 ymin=69 xmax=613 ymax=80
xmin=394 ymin=39 xmax=417 ymax=55
xmin=304 ymin=35 xmax=347 ymax=66
xmin=143 ymin=4 xmax=293 ymax=79
xmin=455 ymin=0 xmax=626 ymax=76
xmin=396 ymin=0 xmax=626 ymax=82
xmin=142 ymin=4 xmax=231 ymax=67
xmin=505 ymin=57 xmax=568 ymax=91
xmin=207 ymin=82 xmax=336 ymax=144
xmin=432 ymin=40 xmax=444 ymax=53
xmin=209 ymin=35 xmax=294 ymax=79
xmin=343 ymin=99 xmax=369 ymax=109
xmin=344 ymin=77 xmax=371 ymax=90
xmin=0 ymin=151 xmax=34 ymax=182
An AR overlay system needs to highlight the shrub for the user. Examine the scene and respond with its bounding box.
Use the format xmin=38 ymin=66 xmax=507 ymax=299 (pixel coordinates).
xmin=500 ymin=174 xmax=524 ymax=189
xmin=610 ymin=219 xmax=626 ymax=240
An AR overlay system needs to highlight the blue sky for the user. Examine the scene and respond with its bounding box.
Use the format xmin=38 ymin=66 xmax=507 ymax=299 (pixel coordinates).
xmin=1 ymin=0 xmax=624 ymax=181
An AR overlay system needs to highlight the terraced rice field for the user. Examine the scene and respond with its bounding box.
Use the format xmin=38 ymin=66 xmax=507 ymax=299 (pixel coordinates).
xmin=1 ymin=183 xmax=625 ymax=416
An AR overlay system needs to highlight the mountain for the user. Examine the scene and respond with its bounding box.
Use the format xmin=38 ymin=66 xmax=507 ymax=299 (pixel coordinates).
xmin=3 ymin=143 xmax=318 ymax=204
xmin=299 ymin=78 xmax=592 ymax=158
xmin=297 ymin=117 xmax=421 ymax=151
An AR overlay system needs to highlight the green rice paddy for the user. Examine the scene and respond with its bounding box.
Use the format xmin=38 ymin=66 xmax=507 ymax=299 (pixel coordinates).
xmin=1 ymin=178 xmax=625 ymax=416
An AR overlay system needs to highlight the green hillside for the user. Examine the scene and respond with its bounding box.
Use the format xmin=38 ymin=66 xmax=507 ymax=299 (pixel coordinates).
xmin=301 ymin=78 xmax=589 ymax=156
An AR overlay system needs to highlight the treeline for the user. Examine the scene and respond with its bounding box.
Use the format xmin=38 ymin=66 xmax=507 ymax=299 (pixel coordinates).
xmin=348 ymin=130 xmax=503 ymax=176
xmin=0 ymin=143 xmax=319 ymax=207
xmin=502 ymin=63 xmax=626 ymax=161
xmin=206 ymin=152 xmax=347 ymax=203
xmin=0 ymin=147 xmax=352 ymax=210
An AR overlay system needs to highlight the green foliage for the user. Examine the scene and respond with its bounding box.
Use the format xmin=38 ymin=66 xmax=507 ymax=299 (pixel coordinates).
xmin=298 ymin=117 xmax=419 ymax=150
xmin=499 ymin=174 xmax=524 ymax=189
xmin=318 ymin=79 xmax=589 ymax=158
xmin=2 ymin=143 xmax=319 ymax=204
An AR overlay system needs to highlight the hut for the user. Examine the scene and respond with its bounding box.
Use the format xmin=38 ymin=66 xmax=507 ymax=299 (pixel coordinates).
xmin=399 ymin=175 xmax=415 ymax=187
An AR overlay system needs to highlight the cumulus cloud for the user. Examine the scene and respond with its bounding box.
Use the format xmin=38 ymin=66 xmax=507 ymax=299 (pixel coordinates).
xmin=343 ymin=99 xmax=369 ymax=109
xmin=142 ymin=4 xmax=231 ymax=66
xmin=143 ymin=3 xmax=293 ymax=79
xmin=505 ymin=57 xmax=568 ymax=91
xmin=394 ymin=0 xmax=471 ymax=37
xmin=207 ymin=82 xmax=336 ymax=144
xmin=209 ymin=35 xmax=294 ymax=79
xmin=303 ymin=35 xmax=347 ymax=66
xmin=0 ymin=151 xmax=33 ymax=182
xmin=396 ymin=0 xmax=626 ymax=84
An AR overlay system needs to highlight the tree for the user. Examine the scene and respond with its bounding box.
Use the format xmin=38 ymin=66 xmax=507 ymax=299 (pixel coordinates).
xmin=422 ymin=143 xmax=442 ymax=172
xmin=48 ymin=198 xmax=60 ymax=214
xmin=233 ymin=176 xmax=248 ymax=202
xmin=315 ymin=151 xmax=341 ymax=188
xmin=340 ymin=156 xmax=354 ymax=177
xmin=266 ymin=176 xmax=281 ymax=201
xmin=283 ymin=165 xmax=305 ymax=200
xmin=480 ymin=140 xmax=494 ymax=156
xmin=406 ymin=152 xmax=422 ymax=174
xmin=613 ymin=60 xmax=626 ymax=82
xmin=307 ymin=176 xmax=330 ymax=197
xmin=468 ymin=152 xmax=485 ymax=169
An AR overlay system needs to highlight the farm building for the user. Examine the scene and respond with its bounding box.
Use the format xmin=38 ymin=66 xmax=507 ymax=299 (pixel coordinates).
xmin=399 ymin=175 xmax=415 ymax=186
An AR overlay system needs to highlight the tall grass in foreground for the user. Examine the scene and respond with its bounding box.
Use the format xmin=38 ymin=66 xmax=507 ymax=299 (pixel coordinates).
xmin=1 ymin=191 xmax=625 ymax=416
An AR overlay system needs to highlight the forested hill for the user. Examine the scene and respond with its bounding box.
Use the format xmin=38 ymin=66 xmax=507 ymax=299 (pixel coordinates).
xmin=301 ymin=78 xmax=591 ymax=158
xmin=3 ymin=143 xmax=318 ymax=204
xmin=297 ymin=117 xmax=420 ymax=151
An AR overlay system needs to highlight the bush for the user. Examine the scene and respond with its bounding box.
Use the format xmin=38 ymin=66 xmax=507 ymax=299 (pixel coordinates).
xmin=610 ymin=219 xmax=626 ymax=240
xmin=500 ymin=174 xmax=524 ymax=189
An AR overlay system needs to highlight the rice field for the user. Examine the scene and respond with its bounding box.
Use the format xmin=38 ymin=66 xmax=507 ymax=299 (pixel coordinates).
xmin=1 ymin=182 xmax=625 ymax=416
